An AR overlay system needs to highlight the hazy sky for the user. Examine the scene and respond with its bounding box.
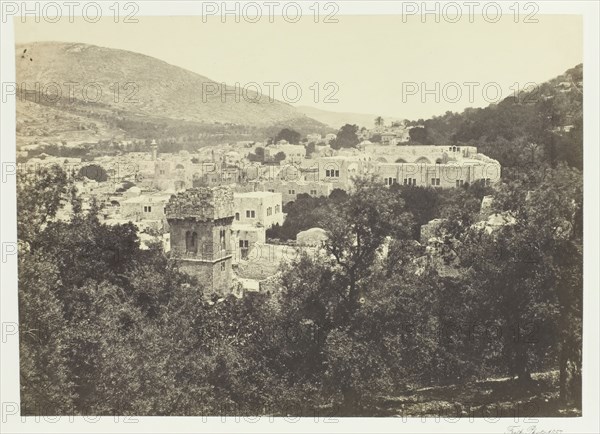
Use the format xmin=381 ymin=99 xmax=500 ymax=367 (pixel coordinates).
xmin=15 ymin=15 xmax=582 ymax=120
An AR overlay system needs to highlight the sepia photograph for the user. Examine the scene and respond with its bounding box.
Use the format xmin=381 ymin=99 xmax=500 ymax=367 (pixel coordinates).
xmin=1 ymin=1 xmax=599 ymax=433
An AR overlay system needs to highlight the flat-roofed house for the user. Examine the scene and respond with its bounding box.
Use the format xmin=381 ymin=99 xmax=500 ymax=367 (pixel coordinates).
xmin=233 ymin=191 xmax=284 ymax=229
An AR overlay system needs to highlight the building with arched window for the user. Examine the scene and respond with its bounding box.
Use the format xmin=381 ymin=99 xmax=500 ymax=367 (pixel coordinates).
xmin=368 ymin=145 xmax=500 ymax=188
xmin=165 ymin=187 xmax=235 ymax=294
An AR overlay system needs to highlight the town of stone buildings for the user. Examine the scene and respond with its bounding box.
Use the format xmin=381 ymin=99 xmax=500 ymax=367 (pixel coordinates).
xmin=19 ymin=125 xmax=502 ymax=297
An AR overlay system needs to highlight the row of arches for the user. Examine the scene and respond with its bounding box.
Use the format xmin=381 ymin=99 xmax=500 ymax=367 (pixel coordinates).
xmin=375 ymin=156 xmax=444 ymax=164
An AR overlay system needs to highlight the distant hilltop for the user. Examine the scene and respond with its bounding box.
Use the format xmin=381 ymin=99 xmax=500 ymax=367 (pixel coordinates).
xmin=15 ymin=41 xmax=328 ymax=142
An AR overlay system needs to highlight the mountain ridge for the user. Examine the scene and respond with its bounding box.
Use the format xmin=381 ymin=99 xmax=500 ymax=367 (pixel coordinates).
xmin=16 ymin=41 xmax=328 ymax=145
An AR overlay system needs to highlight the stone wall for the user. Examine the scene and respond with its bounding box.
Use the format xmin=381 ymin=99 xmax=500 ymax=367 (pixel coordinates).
xmin=376 ymin=161 xmax=501 ymax=188
xmin=166 ymin=187 xmax=235 ymax=221
xmin=363 ymin=144 xmax=479 ymax=164
xmin=166 ymin=187 xmax=235 ymax=295
xmin=176 ymin=257 xmax=232 ymax=295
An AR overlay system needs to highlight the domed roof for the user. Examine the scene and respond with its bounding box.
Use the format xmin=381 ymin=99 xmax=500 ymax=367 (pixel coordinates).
xmin=296 ymin=227 xmax=328 ymax=246
xmin=125 ymin=186 xmax=142 ymax=197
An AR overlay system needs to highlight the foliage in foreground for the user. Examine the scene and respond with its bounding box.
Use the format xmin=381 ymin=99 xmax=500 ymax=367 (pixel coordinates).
xmin=18 ymin=163 xmax=582 ymax=416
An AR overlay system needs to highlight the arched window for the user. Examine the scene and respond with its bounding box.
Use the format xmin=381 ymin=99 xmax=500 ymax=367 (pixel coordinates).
xmin=220 ymin=228 xmax=226 ymax=251
xmin=186 ymin=231 xmax=198 ymax=253
xmin=235 ymin=212 xmax=240 ymax=221
xmin=185 ymin=231 xmax=191 ymax=252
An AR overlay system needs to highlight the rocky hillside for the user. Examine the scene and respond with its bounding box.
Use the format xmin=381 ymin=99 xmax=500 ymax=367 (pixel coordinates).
xmin=16 ymin=42 xmax=326 ymax=146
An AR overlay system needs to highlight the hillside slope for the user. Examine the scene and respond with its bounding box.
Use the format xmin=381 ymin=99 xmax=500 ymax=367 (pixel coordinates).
xmin=16 ymin=42 xmax=326 ymax=145
xmin=405 ymin=64 xmax=583 ymax=171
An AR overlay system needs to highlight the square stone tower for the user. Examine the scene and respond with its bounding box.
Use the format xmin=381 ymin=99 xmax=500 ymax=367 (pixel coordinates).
xmin=165 ymin=187 xmax=235 ymax=294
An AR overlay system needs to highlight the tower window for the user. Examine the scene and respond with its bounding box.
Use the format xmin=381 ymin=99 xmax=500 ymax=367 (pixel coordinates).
xmin=220 ymin=228 xmax=226 ymax=250
xmin=185 ymin=231 xmax=198 ymax=254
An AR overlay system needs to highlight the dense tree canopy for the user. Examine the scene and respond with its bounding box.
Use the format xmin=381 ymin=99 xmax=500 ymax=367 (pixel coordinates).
xmin=273 ymin=128 xmax=301 ymax=145
xmin=331 ymin=124 xmax=360 ymax=150
xmin=273 ymin=151 xmax=286 ymax=162
xmin=403 ymin=65 xmax=583 ymax=173
xmin=18 ymin=158 xmax=582 ymax=416
xmin=78 ymin=164 xmax=109 ymax=182
xmin=247 ymin=146 xmax=265 ymax=163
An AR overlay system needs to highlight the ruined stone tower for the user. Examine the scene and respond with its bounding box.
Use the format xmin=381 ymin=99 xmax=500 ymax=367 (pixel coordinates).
xmin=165 ymin=187 xmax=234 ymax=294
